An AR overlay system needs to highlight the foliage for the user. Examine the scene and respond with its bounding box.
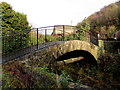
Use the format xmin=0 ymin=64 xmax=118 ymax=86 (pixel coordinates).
xmin=77 ymin=1 xmax=120 ymax=39
xmin=59 ymin=70 xmax=73 ymax=88
xmin=79 ymin=19 xmax=90 ymax=31
xmin=61 ymin=32 xmax=88 ymax=41
xmin=2 ymin=71 xmax=27 ymax=88
xmin=107 ymin=26 xmax=116 ymax=38
xmin=77 ymin=53 xmax=120 ymax=89
xmin=76 ymin=19 xmax=90 ymax=41
xmin=51 ymin=53 xmax=120 ymax=89
xmin=33 ymin=66 xmax=74 ymax=88
xmin=1 ymin=2 xmax=31 ymax=54
xmin=2 ymin=53 xmax=120 ymax=89
xmin=33 ymin=66 xmax=55 ymax=78
xmin=98 ymin=54 xmax=120 ymax=79
xmin=29 ymin=33 xmax=63 ymax=47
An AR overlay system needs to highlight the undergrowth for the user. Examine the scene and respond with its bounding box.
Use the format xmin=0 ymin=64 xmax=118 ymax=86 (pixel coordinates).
xmin=1 ymin=53 xmax=120 ymax=89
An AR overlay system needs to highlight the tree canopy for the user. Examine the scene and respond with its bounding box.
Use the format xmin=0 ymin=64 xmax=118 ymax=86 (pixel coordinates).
xmin=1 ymin=2 xmax=31 ymax=34
xmin=1 ymin=2 xmax=31 ymax=53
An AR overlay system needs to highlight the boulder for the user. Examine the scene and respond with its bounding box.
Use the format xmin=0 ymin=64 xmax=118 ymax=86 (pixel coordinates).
xmin=116 ymin=30 xmax=120 ymax=40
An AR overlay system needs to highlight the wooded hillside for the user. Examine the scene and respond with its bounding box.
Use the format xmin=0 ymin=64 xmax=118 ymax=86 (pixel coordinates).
xmin=77 ymin=1 xmax=120 ymax=39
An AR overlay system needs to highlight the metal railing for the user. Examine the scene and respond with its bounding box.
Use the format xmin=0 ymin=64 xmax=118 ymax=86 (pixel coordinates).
xmin=1 ymin=25 xmax=98 ymax=63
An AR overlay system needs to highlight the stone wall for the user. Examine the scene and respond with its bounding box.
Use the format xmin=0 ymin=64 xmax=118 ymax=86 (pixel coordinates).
xmin=98 ymin=40 xmax=120 ymax=54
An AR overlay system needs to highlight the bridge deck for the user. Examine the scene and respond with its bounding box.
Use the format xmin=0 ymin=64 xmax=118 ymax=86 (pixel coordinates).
xmin=2 ymin=41 xmax=65 ymax=63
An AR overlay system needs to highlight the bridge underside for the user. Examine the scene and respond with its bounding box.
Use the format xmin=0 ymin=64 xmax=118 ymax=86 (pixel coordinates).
xmin=55 ymin=50 xmax=97 ymax=66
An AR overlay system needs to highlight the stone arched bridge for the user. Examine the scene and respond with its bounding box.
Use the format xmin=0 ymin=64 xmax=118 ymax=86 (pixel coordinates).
xmin=16 ymin=40 xmax=98 ymax=67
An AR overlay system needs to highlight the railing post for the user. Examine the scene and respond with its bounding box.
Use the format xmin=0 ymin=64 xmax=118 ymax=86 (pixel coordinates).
xmin=37 ymin=28 xmax=39 ymax=49
xmin=45 ymin=29 xmax=47 ymax=42
xmin=79 ymin=31 xmax=81 ymax=40
xmin=53 ymin=26 xmax=55 ymax=35
xmin=63 ymin=25 xmax=65 ymax=41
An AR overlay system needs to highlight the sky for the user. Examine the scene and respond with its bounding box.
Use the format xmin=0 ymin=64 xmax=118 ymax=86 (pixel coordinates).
xmin=0 ymin=0 xmax=119 ymax=28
